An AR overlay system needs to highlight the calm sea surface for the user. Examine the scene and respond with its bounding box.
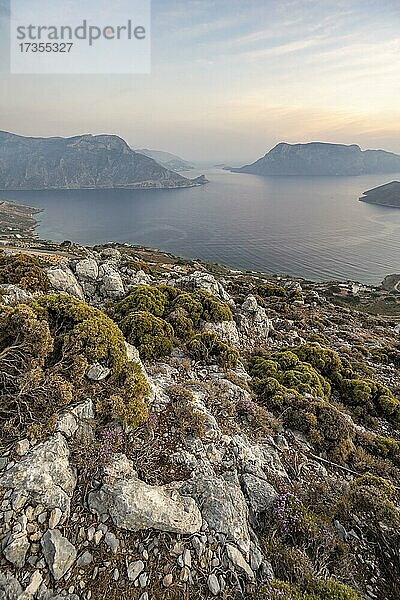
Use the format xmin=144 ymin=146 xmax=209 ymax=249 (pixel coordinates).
xmin=4 ymin=169 xmax=400 ymax=284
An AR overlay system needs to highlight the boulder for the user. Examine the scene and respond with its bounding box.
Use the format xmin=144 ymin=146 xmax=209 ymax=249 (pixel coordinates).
xmin=0 ymin=433 xmax=76 ymax=519
xmin=57 ymin=399 xmax=94 ymax=438
xmin=88 ymin=459 xmax=202 ymax=535
xmin=74 ymin=258 xmax=99 ymax=281
xmin=241 ymin=473 xmax=277 ymax=521
xmin=226 ymin=543 xmax=255 ymax=580
xmin=0 ymin=284 xmax=33 ymax=305
xmin=98 ymin=263 xmax=124 ymax=299
xmin=235 ymin=295 xmax=271 ymax=350
xmin=202 ymin=320 xmax=240 ymax=348
xmin=41 ymin=529 xmax=77 ymax=581
xmin=86 ymin=363 xmax=110 ymax=381
xmin=180 ymin=470 xmax=250 ymax=556
xmin=231 ymin=434 xmax=288 ymax=480
xmin=3 ymin=534 xmax=30 ymax=568
xmin=176 ymin=271 xmax=232 ymax=303
xmin=46 ymin=266 xmax=84 ymax=300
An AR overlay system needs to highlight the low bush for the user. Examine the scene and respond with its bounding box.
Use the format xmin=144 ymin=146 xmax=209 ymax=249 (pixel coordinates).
xmin=120 ymin=311 xmax=174 ymax=360
xmin=187 ymin=331 xmax=239 ymax=368
xmin=0 ymin=252 xmax=50 ymax=292
xmin=0 ymin=295 xmax=149 ymax=446
xmin=109 ymin=284 xmax=234 ymax=361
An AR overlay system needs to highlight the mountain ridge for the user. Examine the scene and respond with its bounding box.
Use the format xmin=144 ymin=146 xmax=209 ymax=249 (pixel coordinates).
xmin=136 ymin=148 xmax=195 ymax=172
xmin=0 ymin=131 xmax=205 ymax=190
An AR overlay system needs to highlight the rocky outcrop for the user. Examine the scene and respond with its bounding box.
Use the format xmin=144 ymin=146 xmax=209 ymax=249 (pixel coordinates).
xmin=0 ymin=433 xmax=76 ymax=518
xmin=235 ymin=295 xmax=271 ymax=350
xmin=46 ymin=265 xmax=84 ymax=300
xmin=88 ymin=455 xmax=202 ymax=535
xmin=180 ymin=470 xmax=251 ymax=556
xmin=175 ymin=271 xmax=233 ymax=304
xmin=0 ymin=284 xmax=33 ymax=305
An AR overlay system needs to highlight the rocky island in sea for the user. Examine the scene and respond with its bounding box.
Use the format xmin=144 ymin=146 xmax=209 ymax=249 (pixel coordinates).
xmin=232 ymin=142 xmax=400 ymax=176
xmin=0 ymin=131 xmax=207 ymax=191
xmin=0 ymin=203 xmax=399 ymax=600
xmin=360 ymin=180 xmax=400 ymax=207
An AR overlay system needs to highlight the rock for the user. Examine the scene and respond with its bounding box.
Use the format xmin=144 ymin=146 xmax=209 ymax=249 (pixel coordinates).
xmin=241 ymin=474 xmax=277 ymax=521
xmin=14 ymin=438 xmax=30 ymax=456
xmin=88 ymin=464 xmax=202 ymax=535
xmin=162 ymin=574 xmax=173 ymax=587
xmin=76 ymin=551 xmax=93 ymax=566
xmin=226 ymin=544 xmax=255 ymax=580
xmin=41 ymin=529 xmax=77 ymax=581
xmin=0 ymin=284 xmax=33 ymax=305
xmin=207 ymin=574 xmax=220 ymax=596
xmin=184 ymin=384 xmax=222 ymax=441
xmin=75 ymin=258 xmax=99 ymax=281
xmin=235 ymin=295 xmax=271 ymax=350
xmin=3 ymin=534 xmax=30 ymax=568
xmin=57 ymin=400 xmax=94 ymax=438
xmin=98 ymin=263 xmax=124 ymax=299
xmin=0 ymin=433 xmax=76 ymax=519
xmin=19 ymin=570 xmax=43 ymax=599
xmin=231 ymin=434 xmax=288 ymax=480
xmin=203 ymin=320 xmax=240 ymax=348
xmin=46 ymin=266 xmax=84 ymax=300
xmin=176 ymin=271 xmax=232 ymax=303
xmin=100 ymin=248 xmax=121 ymax=262
xmin=104 ymin=531 xmax=119 ymax=553
xmin=86 ymin=363 xmax=110 ymax=381
xmin=0 ymin=571 xmax=22 ymax=599
xmin=180 ymin=470 xmax=250 ymax=556
xmin=183 ymin=548 xmax=192 ymax=568
xmin=103 ymin=453 xmax=136 ymax=483
xmin=48 ymin=507 xmax=63 ymax=529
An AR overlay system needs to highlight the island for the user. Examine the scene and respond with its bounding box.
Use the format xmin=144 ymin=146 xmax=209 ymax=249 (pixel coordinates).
xmin=0 ymin=131 xmax=207 ymax=190
xmin=232 ymin=142 xmax=400 ymax=176
xmin=359 ymin=180 xmax=400 ymax=207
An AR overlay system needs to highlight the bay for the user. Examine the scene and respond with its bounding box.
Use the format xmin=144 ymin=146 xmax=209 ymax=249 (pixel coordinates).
xmin=4 ymin=169 xmax=400 ymax=284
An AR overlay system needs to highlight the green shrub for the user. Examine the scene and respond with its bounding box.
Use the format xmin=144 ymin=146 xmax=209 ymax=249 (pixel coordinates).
xmin=111 ymin=285 xmax=167 ymax=319
xmin=0 ymin=296 xmax=149 ymax=442
xmin=187 ymin=331 xmax=239 ymax=367
xmin=257 ymin=282 xmax=287 ymax=299
xmin=170 ymin=292 xmax=203 ymax=325
xmin=307 ymin=580 xmax=363 ymax=600
xmin=251 ymin=342 xmax=400 ymax=426
xmin=292 ymin=343 xmax=342 ymax=379
xmin=250 ymin=352 xmax=330 ymax=402
xmin=35 ymin=294 xmax=127 ymax=375
xmin=0 ymin=253 xmax=50 ymax=292
xmin=192 ymin=289 xmax=233 ymax=322
xmin=120 ymin=311 xmax=174 ymax=360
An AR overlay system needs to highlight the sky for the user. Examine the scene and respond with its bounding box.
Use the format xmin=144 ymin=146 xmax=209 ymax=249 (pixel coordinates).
xmin=0 ymin=0 xmax=400 ymax=163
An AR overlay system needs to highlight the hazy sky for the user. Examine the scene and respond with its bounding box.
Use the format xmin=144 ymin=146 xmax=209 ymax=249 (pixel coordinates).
xmin=1 ymin=0 xmax=400 ymax=163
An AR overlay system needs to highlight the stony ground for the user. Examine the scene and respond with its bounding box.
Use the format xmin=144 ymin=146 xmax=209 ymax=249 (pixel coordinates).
xmin=0 ymin=242 xmax=399 ymax=600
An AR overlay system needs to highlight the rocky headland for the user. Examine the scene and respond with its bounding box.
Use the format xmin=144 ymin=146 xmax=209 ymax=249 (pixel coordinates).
xmin=360 ymin=181 xmax=400 ymax=208
xmin=0 ymin=238 xmax=399 ymax=600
